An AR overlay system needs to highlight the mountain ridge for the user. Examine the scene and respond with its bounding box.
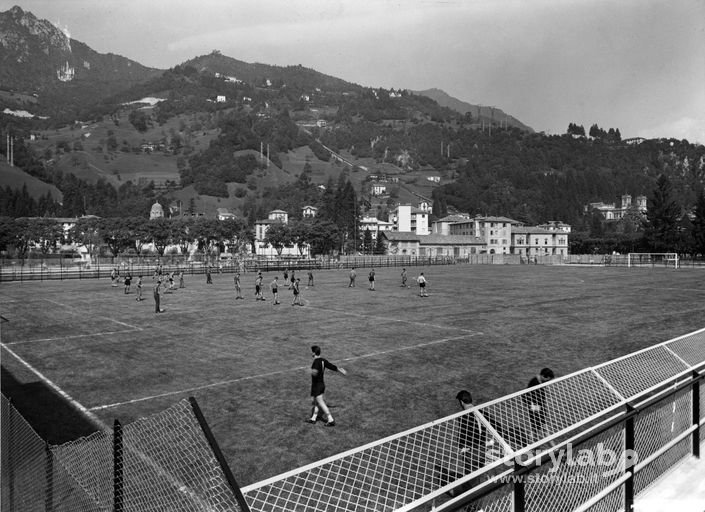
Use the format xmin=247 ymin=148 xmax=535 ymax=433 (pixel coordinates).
xmin=412 ymin=88 xmax=534 ymax=132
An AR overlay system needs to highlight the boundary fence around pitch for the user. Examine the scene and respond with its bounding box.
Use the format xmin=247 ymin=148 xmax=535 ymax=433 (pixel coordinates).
xmin=2 ymin=253 xmax=704 ymax=282
xmin=2 ymin=328 xmax=704 ymax=512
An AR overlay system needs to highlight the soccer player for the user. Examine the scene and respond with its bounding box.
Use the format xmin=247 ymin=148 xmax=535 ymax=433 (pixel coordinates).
xmin=349 ymin=267 xmax=356 ymax=287
xmin=111 ymin=267 xmax=118 ymax=287
xmin=135 ymin=275 xmax=143 ymax=301
xmin=234 ymin=272 xmax=243 ymax=299
xmin=153 ymin=279 xmax=164 ymax=313
xmin=523 ymin=367 xmax=555 ymax=444
xmin=179 ymin=271 xmax=185 ymax=289
xmin=255 ymin=272 xmax=265 ymax=300
xmin=123 ymin=273 xmax=132 ymax=294
xmin=401 ymin=268 xmax=408 ymax=288
xmin=291 ymin=278 xmax=303 ymax=306
xmin=368 ymin=268 xmax=375 ymax=290
xmin=271 ymin=276 xmax=280 ymax=305
xmin=417 ymin=272 xmax=428 ymax=297
xmin=307 ymin=270 xmax=314 ymax=287
xmin=307 ymin=345 xmax=347 ymax=426
xmin=206 ymin=266 xmax=213 ymax=284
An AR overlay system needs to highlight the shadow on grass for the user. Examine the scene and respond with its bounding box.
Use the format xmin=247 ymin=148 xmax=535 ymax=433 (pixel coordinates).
xmin=1 ymin=365 xmax=100 ymax=444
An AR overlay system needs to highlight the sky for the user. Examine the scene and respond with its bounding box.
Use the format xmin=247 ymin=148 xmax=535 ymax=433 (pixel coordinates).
xmin=3 ymin=0 xmax=705 ymax=143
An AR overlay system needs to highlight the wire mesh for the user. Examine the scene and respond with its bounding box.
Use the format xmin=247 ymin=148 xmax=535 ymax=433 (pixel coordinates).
xmin=1 ymin=395 xmax=103 ymax=512
xmin=4 ymin=328 xmax=705 ymax=512
xmin=524 ymin=424 xmax=625 ymax=512
xmin=243 ymin=411 xmax=507 ymax=512
xmin=476 ymin=370 xmax=623 ymax=453
xmin=665 ymin=329 xmax=705 ymax=368
xmin=594 ymin=345 xmax=690 ymax=399
xmin=118 ymin=398 xmax=245 ymax=512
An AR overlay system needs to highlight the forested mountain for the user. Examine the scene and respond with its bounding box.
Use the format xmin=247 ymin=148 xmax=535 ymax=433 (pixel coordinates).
xmin=2 ymin=5 xmax=705 ymax=256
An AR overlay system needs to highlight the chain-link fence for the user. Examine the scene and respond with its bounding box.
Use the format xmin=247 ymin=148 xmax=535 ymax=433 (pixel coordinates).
xmin=1 ymin=397 xmax=250 ymax=512
xmin=3 ymin=330 xmax=704 ymax=512
xmin=241 ymin=328 xmax=705 ymax=512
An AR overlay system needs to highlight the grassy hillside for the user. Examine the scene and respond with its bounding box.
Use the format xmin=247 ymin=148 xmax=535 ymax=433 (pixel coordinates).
xmin=0 ymin=160 xmax=63 ymax=202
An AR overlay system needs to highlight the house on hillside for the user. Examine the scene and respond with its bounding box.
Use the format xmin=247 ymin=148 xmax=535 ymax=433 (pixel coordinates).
xmin=302 ymin=205 xmax=318 ymax=219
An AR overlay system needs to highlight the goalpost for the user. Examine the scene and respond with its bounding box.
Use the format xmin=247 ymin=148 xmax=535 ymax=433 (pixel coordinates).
xmin=627 ymin=252 xmax=679 ymax=269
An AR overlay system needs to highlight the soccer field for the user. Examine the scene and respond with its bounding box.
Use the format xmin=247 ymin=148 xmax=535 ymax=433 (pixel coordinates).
xmin=1 ymin=263 xmax=703 ymax=487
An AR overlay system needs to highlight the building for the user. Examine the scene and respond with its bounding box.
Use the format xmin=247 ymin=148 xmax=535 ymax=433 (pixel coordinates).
xmin=149 ymin=202 xmax=164 ymax=219
xmin=587 ymin=194 xmax=647 ymax=220
xmin=254 ymin=209 xmax=307 ymax=257
xmin=448 ymin=216 xmax=517 ymax=254
xmin=302 ymin=205 xmax=318 ymax=219
xmin=359 ymin=217 xmax=395 ymax=240
xmin=391 ymin=205 xmax=429 ymax=235
xmin=216 ymin=208 xmax=236 ymax=221
xmin=431 ymin=214 xmax=471 ymax=235
xmin=511 ymin=226 xmax=569 ymax=257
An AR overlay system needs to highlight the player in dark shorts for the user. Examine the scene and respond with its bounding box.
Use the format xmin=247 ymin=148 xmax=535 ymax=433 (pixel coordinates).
xmin=291 ymin=278 xmax=303 ymax=306
xmin=368 ymin=268 xmax=375 ymax=290
xmin=523 ymin=367 xmax=555 ymax=444
xmin=255 ymin=272 xmax=264 ymax=300
xmin=308 ymin=345 xmax=347 ymax=426
xmin=123 ymin=274 xmax=132 ymax=294
xmin=270 ymin=276 xmax=280 ymax=305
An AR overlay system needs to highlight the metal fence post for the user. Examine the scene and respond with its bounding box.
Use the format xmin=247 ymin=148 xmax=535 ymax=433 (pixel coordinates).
xmin=624 ymin=405 xmax=636 ymax=512
xmin=692 ymin=370 xmax=701 ymax=458
xmin=189 ymin=397 xmax=252 ymax=512
xmin=513 ymin=461 xmax=526 ymax=512
xmin=45 ymin=441 xmax=54 ymax=512
xmin=113 ymin=419 xmax=123 ymax=512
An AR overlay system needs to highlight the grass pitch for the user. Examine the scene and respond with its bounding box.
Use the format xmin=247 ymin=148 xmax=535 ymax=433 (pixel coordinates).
xmin=1 ymin=264 xmax=703 ymax=486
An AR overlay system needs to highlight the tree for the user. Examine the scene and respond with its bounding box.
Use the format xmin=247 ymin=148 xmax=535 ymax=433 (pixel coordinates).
xmin=374 ymin=232 xmax=386 ymax=255
xmin=100 ymin=217 xmax=137 ymax=257
xmin=306 ymin=219 xmax=340 ymax=256
xmin=70 ymin=217 xmax=102 ymax=261
xmin=190 ymin=217 xmax=223 ymax=263
xmin=264 ymin=221 xmax=293 ymax=256
xmin=289 ymin=220 xmax=311 ymax=257
xmin=146 ymin=217 xmax=176 ymax=256
xmin=362 ymin=229 xmax=373 ymax=254
xmin=691 ymin=189 xmax=705 ymax=257
xmin=644 ymin=175 xmax=681 ymax=252
xmin=27 ymin=218 xmax=64 ymax=255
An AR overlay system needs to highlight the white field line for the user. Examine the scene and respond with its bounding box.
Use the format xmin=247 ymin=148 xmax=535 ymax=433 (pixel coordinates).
xmin=41 ymin=298 xmax=143 ymax=330
xmin=6 ymin=329 xmax=141 ymax=345
xmin=0 ymin=342 xmax=108 ymax=430
xmin=88 ymin=332 xmax=482 ymax=412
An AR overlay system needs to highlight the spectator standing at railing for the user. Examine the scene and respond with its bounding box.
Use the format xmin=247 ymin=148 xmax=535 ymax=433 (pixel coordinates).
xmin=523 ymin=367 xmax=555 ymax=444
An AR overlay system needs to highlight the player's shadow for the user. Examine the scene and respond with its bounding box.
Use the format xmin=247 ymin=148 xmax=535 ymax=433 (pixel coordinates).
xmin=1 ymin=366 xmax=100 ymax=444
